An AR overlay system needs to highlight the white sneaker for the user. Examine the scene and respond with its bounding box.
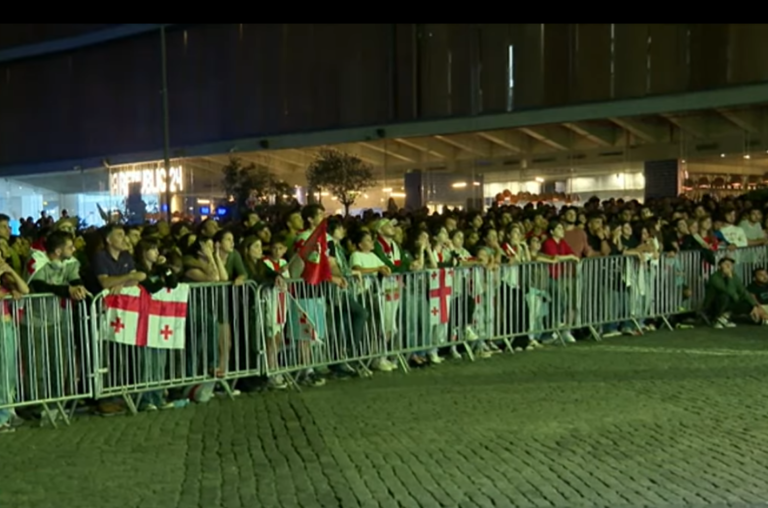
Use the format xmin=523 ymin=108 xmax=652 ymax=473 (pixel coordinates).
xmin=372 ymin=358 xmax=395 ymax=372
xmin=540 ymin=334 xmax=558 ymax=345
xmin=602 ymin=330 xmax=621 ymax=338
xmin=528 ymin=339 xmax=543 ymax=349
xmin=513 ymin=347 xmax=524 ymax=352
xmin=464 ymin=327 xmax=479 ymax=341
xmin=560 ymin=331 xmax=577 ymax=343
xmin=476 ymin=350 xmax=492 ymax=359
xmin=449 ymin=347 xmax=462 ymax=360
xmin=715 ymin=316 xmax=737 ymax=328
xmin=428 ymin=353 xmax=443 ymax=364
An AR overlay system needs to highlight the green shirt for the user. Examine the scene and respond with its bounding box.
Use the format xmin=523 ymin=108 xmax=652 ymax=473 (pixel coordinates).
xmin=704 ymin=270 xmax=756 ymax=308
xmin=224 ymin=250 xmax=248 ymax=281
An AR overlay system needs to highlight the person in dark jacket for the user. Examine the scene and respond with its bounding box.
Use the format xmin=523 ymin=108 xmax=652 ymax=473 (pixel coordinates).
xmin=132 ymin=239 xmax=179 ymax=410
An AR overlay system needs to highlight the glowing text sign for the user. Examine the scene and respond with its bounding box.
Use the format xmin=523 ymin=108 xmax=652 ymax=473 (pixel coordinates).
xmin=110 ymin=166 xmax=184 ymax=196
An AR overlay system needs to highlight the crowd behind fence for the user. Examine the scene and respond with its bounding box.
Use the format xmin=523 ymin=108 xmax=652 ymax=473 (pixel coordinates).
xmin=1 ymin=245 xmax=764 ymax=427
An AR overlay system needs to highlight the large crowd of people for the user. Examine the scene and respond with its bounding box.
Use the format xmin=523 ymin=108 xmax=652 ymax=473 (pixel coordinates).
xmin=1 ymin=193 xmax=768 ymax=431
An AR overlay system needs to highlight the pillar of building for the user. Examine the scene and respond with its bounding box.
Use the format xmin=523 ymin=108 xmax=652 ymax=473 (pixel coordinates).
xmin=404 ymin=170 xmax=423 ymax=211
xmin=643 ymin=159 xmax=681 ymax=200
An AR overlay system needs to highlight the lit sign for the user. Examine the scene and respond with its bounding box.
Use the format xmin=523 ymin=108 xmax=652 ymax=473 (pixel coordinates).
xmin=110 ymin=165 xmax=184 ymax=196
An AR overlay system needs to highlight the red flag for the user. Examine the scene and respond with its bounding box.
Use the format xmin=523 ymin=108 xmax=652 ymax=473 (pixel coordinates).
xmin=293 ymin=219 xmax=332 ymax=285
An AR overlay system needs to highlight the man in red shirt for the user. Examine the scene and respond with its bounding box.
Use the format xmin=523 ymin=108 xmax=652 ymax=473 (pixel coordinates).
xmin=540 ymin=221 xmax=579 ymax=343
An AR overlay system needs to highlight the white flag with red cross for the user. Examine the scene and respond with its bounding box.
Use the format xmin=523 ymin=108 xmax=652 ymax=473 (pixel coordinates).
xmin=103 ymin=285 xmax=189 ymax=349
xmin=428 ymin=268 xmax=453 ymax=326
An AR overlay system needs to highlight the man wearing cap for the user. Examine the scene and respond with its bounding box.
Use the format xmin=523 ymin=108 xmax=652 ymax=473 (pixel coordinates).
xmin=373 ymin=219 xmax=405 ymax=273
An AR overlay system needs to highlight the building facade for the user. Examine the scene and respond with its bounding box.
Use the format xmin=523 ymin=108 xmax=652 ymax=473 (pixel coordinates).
xmin=1 ymin=24 xmax=767 ymax=221
xmin=3 ymin=24 xmax=768 ymax=170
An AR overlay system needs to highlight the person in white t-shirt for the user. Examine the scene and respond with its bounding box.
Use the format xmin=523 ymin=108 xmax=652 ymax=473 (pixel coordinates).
xmin=738 ymin=209 xmax=767 ymax=247
xmin=349 ymin=230 xmax=395 ymax=372
xmin=718 ymin=209 xmax=748 ymax=248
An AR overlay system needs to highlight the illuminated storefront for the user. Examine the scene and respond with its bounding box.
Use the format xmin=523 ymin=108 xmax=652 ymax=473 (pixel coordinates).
xmin=109 ymin=165 xmax=184 ymax=197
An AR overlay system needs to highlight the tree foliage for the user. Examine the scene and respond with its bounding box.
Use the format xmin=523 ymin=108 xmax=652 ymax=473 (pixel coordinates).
xmin=222 ymin=156 xmax=292 ymax=211
xmin=306 ymin=149 xmax=375 ymax=215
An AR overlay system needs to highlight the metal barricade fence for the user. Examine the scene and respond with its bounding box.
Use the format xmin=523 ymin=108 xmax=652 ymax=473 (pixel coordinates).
xmin=257 ymin=275 xmax=398 ymax=380
xmin=0 ymin=294 xmax=91 ymax=427
xmin=579 ymin=255 xmax=643 ymax=338
xmin=89 ymin=282 xmax=258 ymax=411
xmin=488 ymin=261 xmax=581 ymax=346
xmin=395 ymin=267 xmax=480 ymax=361
xmin=9 ymin=245 xmax=766 ymax=425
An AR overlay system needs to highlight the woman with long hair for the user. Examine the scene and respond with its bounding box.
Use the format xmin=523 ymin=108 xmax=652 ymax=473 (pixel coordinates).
xmin=239 ymin=235 xmax=288 ymax=390
xmin=132 ymin=239 xmax=179 ymax=410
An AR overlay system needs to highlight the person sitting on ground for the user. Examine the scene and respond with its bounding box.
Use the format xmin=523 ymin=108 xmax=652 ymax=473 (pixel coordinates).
xmin=702 ymin=257 xmax=768 ymax=328
xmin=747 ymin=267 xmax=768 ymax=326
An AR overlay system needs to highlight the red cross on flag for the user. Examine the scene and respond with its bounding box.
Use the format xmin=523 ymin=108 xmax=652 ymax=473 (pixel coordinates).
xmin=428 ymin=268 xmax=453 ymax=325
xmin=103 ymin=285 xmax=190 ymax=349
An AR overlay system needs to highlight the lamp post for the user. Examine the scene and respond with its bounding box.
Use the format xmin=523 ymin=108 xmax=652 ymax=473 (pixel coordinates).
xmin=160 ymin=25 xmax=172 ymax=222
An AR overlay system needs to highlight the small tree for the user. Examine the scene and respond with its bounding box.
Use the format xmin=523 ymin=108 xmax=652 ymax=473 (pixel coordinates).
xmin=306 ymin=149 xmax=375 ymax=216
xmin=222 ymin=156 xmax=291 ymax=211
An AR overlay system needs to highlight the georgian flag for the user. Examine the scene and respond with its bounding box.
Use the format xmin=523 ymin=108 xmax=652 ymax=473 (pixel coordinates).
xmin=428 ymin=268 xmax=453 ymax=326
xmin=103 ymin=285 xmax=190 ymax=349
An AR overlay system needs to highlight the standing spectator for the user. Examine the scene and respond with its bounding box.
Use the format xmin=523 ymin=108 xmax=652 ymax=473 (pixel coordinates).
xmin=283 ymin=210 xmax=304 ymax=256
xmin=738 ymin=209 xmax=766 ymax=247
xmin=22 ymin=231 xmax=85 ymax=419
xmin=0 ymin=259 xmax=28 ymax=431
xmin=540 ymin=221 xmax=580 ymax=343
xmin=91 ymin=225 xmax=146 ymax=415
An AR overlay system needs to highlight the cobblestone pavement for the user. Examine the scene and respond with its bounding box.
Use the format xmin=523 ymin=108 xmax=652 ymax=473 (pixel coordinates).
xmin=3 ymin=327 xmax=768 ymax=508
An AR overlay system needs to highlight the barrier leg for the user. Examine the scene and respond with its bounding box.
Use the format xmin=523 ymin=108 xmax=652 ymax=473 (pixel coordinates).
xmin=354 ymin=360 xmax=373 ymax=378
xmin=39 ymin=401 xmax=69 ymax=428
xmin=393 ymin=353 xmax=410 ymax=374
xmin=122 ymin=393 xmax=138 ymax=416
xmin=285 ymin=372 xmax=302 ymax=393
xmin=216 ymin=379 xmax=236 ymax=400
xmin=462 ymin=343 xmax=475 ymax=361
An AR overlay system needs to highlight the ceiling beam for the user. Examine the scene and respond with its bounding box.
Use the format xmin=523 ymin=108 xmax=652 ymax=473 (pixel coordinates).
xmin=660 ymin=114 xmax=708 ymax=138
xmin=562 ymin=122 xmax=616 ymax=147
xmin=608 ymin=117 xmax=663 ymax=143
xmin=518 ymin=125 xmax=573 ymax=150
xmin=476 ymin=131 xmax=523 ymax=152
xmin=434 ymin=134 xmax=488 ymax=156
xmin=358 ymin=141 xmax=418 ymax=163
xmin=393 ymin=137 xmax=452 ymax=159
xmin=717 ymin=108 xmax=763 ymax=135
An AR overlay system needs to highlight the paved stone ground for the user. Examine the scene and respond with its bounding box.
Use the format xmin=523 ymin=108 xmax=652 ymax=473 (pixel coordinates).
xmin=3 ymin=326 xmax=768 ymax=508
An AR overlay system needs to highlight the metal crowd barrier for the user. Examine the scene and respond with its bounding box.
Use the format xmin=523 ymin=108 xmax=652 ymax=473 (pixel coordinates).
xmin=4 ymin=245 xmax=768 ymax=426
xmin=89 ymin=281 xmax=261 ymax=413
xmin=256 ymin=274 xmax=398 ymax=382
xmin=0 ymin=294 xmax=91 ymax=427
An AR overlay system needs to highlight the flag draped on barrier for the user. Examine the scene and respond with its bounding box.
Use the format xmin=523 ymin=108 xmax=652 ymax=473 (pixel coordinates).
xmin=103 ymin=285 xmax=190 ymax=349
xmin=429 ymin=268 xmax=453 ymax=325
